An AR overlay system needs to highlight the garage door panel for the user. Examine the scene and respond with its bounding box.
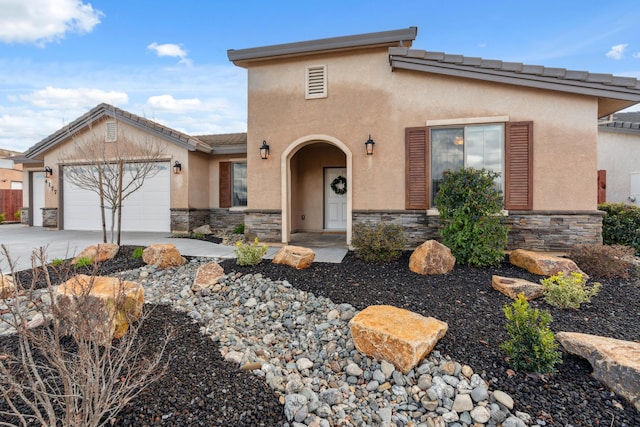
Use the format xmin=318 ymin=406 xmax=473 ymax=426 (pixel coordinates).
xmin=63 ymin=162 xmax=170 ymax=232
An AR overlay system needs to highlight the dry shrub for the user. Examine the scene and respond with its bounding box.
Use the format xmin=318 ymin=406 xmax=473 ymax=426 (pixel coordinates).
xmin=0 ymin=245 xmax=173 ymax=427
xmin=568 ymin=243 xmax=634 ymax=279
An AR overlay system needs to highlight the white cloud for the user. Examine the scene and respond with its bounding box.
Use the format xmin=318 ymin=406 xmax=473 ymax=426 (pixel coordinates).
xmin=19 ymin=87 xmax=128 ymax=109
xmin=145 ymin=94 xmax=229 ymax=114
xmin=0 ymin=0 xmax=102 ymax=45
xmin=147 ymin=42 xmax=192 ymax=66
xmin=606 ymin=44 xmax=628 ymax=60
xmin=633 ymin=52 xmax=640 ymax=59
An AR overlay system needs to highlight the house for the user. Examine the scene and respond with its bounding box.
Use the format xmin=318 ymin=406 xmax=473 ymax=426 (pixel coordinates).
xmin=0 ymin=149 xmax=23 ymax=190
xmin=227 ymin=26 xmax=640 ymax=251
xmin=598 ymin=112 xmax=640 ymax=205
xmin=17 ymin=104 xmax=247 ymax=231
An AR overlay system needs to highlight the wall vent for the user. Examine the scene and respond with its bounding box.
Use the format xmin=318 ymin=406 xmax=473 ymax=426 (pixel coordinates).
xmin=105 ymin=121 xmax=117 ymax=142
xmin=306 ymin=65 xmax=327 ymax=99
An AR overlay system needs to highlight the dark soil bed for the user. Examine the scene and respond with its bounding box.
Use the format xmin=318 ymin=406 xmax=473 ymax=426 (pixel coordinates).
xmin=2 ymin=247 xmax=639 ymax=426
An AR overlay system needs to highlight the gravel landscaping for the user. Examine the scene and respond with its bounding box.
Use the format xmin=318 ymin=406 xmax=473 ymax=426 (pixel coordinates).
xmin=1 ymin=245 xmax=639 ymax=426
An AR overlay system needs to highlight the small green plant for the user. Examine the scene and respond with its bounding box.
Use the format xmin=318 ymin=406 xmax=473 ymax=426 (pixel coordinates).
xmin=51 ymin=258 xmax=65 ymax=267
xmin=14 ymin=210 xmax=21 ymax=220
xmin=233 ymin=223 xmax=245 ymax=234
xmin=131 ymin=247 xmax=144 ymax=260
xmin=190 ymin=232 xmax=205 ymax=240
xmin=541 ymin=272 xmax=601 ymax=309
xmin=599 ymin=202 xmax=640 ymax=255
xmin=568 ymin=243 xmax=633 ymax=279
xmin=434 ymin=168 xmax=509 ymax=267
xmin=501 ymin=293 xmax=562 ymax=375
xmin=234 ymin=237 xmax=267 ymax=266
xmin=74 ymin=256 xmax=93 ymax=268
xmin=352 ymin=222 xmax=406 ymax=262
xmin=0 ymin=212 xmax=5 ymax=223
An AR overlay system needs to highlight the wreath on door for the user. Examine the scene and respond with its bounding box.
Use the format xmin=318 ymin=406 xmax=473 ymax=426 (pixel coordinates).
xmin=330 ymin=175 xmax=347 ymax=195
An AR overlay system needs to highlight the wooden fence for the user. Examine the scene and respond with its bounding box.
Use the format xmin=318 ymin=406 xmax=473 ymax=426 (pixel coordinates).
xmin=0 ymin=189 xmax=22 ymax=222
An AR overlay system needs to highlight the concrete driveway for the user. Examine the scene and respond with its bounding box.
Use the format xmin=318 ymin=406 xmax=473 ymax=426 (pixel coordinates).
xmin=0 ymin=224 xmax=242 ymax=273
xmin=0 ymin=224 xmax=347 ymax=273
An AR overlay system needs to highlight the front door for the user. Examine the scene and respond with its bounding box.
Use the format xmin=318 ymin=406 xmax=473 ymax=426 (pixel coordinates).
xmin=324 ymin=167 xmax=347 ymax=230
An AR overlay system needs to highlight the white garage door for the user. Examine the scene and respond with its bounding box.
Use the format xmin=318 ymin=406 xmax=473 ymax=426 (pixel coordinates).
xmin=63 ymin=162 xmax=171 ymax=232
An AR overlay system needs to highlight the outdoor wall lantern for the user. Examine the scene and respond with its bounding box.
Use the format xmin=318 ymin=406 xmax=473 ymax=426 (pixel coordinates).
xmin=44 ymin=166 xmax=53 ymax=178
xmin=365 ymin=135 xmax=375 ymax=155
xmin=260 ymin=140 xmax=270 ymax=160
xmin=173 ymin=161 xmax=182 ymax=174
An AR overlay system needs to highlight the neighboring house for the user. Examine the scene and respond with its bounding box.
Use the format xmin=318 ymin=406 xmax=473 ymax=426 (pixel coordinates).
xmin=598 ymin=112 xmax=640 ymax=206
xmin=0 ymin=149 xmax=23 ymax=190
xmin=17 ymin=103 xmax=247 ymax=231
xmin=227 ymin=26 xmax=640 ymax=251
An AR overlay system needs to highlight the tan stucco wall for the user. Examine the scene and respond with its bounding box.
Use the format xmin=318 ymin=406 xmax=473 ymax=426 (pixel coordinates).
xmin=187 ymin=151 xmax=210 ymax=208
xmin=598 ymin=129 xmax=640 ymax=205
xmin=246 ymin=47 xmax=599 ymax=214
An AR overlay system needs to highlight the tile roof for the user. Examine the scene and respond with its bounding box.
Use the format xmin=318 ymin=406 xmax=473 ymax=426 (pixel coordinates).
xmin=388 ymin=48 xmax=640 ymax=106
xmin=599 ymin=112 xmax=640 ymax=134
xmin=22 ymin=103 xmax=213 ymax=159
xmin=195 ymin=133 xmax=247 ymax=154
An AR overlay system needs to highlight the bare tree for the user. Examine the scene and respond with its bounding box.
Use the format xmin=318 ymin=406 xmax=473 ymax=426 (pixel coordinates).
xmin=59 ymin=117 xmax=166 ymax=243
xmin=0 ymin=245 xmax=173 ymax=427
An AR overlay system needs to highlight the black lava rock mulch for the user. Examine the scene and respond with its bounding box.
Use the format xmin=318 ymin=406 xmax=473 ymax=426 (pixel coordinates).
xmin=3 ymin=248 xmax=639 ymax=426
xmin=220 ymin=251 xmax=640 ymax=427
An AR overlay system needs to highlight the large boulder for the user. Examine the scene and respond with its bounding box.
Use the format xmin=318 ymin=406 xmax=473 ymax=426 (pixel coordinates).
xmin=72 ymin=243 xmax=119 ymax=265
xmin=191 ymin=224 xmax=213 ymax=235
xmin=142 ymin=244 xmax=185 ymax=269
xmin=492 ymin=275 xmax=545 ymax=300
xmin=349 ymin=305 xmax=448 ymax=374
xmin=53 ymin=274 xmax=144 ymax=345
xmin=272 ymin=245 xmax=315 ymax=269
xmin=557 ymin=332 xmax=640 ymax=411
xmin=409 ymin=240 xmax=456 ymax=275
xmin=192 ymin=261 xmax=225 ymax=292
xmin=0 ymin=274 xmax=15 ymax=298
xmin=509 ymin=249 xmax=586 ymax=277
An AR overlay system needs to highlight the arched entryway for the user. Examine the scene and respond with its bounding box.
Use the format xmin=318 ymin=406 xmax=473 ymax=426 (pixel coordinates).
xmin=281 ymin=135 xmax=352 ymax=245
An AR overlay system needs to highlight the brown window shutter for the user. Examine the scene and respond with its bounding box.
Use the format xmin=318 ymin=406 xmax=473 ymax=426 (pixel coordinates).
xmin=505 ymin=121 xmax=533 ymax=210
xmin=597 ymin=169 xmax=606 ymax=204
xmin=405 ymin=127 xmax=429 ymax=209
xmin=219 ymin=162 xmax=231 ymax=208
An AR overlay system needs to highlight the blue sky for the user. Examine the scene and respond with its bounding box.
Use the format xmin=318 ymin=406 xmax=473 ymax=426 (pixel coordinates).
xmin=1 ymin=0 xmax=639 ymax=152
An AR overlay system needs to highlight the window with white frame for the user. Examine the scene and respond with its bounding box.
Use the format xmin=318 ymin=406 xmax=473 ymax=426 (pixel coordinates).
xmin=231 ymin=162 xmax=247 ymax=207
xmin=430 ymin=124 xmax=504 ymax=204
xmin=305 ymin=65 xmax=327 ymax=99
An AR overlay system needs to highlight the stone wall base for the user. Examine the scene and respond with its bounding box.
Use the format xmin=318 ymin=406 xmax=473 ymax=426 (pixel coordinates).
xmin=353 ymin=210 xmax=603 ymax=252
xmin=170 ymin=209 xmax=210 ymax=233
xmin=20 ymin=207 xmax=29 ymax=225
xmin=244 ymin=210 xmax=281 ymax=242
xmin=210 ymin=209 xmax=244 ymax=231
xmin=42 ymin=208 xmax=58 ymax=228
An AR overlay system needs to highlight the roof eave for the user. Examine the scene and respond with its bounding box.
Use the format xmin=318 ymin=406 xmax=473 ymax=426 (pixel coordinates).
xmin=211 ymin=145 xmax=247 ymax=155
xmin=389 ymin=56 xmax=640 ymax=103
xmin=228 ymin=27 xmax=417 ymax=66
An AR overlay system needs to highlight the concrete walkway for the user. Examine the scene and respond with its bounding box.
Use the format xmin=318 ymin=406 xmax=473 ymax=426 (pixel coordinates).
xmin=0 ymin=224 xmax=347 ymax=273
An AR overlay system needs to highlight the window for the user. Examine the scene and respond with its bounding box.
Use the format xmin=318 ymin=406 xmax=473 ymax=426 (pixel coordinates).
xmin=105 ymin=121 xmax=117 ymax=142
xmin=231 ymin=162 xmax=247 ymax=207
xmin=430 ymin=124 xmax=504 ymax=204
xmin=219 ymin=161 xmax=247 ymax=208
xmin=405 ymin=121 xmax=532 ymax=211
xmin=306 ymin=65 xmax=327 ymax=99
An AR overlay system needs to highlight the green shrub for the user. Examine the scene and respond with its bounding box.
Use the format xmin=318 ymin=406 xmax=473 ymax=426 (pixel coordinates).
xmin=568 ymin=243 xmax=633 ymax=279
xmin=190 ymin=232 xmax=205 ymax=240
xmin=14 ymin=210 xmax=20 ymax=220
xmin=351 ymin=222 xmax=406 ymax=262
xmin=234 ymin=237 xmax=267 ymax=266
xmin=599 ymin=202 xmax=640 ymax=255
xmin=0 ymin=213 xmax=4 ymax=223
xmin=131 ymin=247 xmax=144 ymax=260
xmin=541 ymin=272 xmax=601 ymax=309
xmin=501 ymin=293 xmax=562 ymax=375
xmin=51 ymin=258 xmax=65 ymax=267
xmin=434 ymin=168 xmax=509 ymax=267
xmin=233 ymin=224 xmax=245 ymax=234
xmin=74 ymin=256 xmax=93 ymax=268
